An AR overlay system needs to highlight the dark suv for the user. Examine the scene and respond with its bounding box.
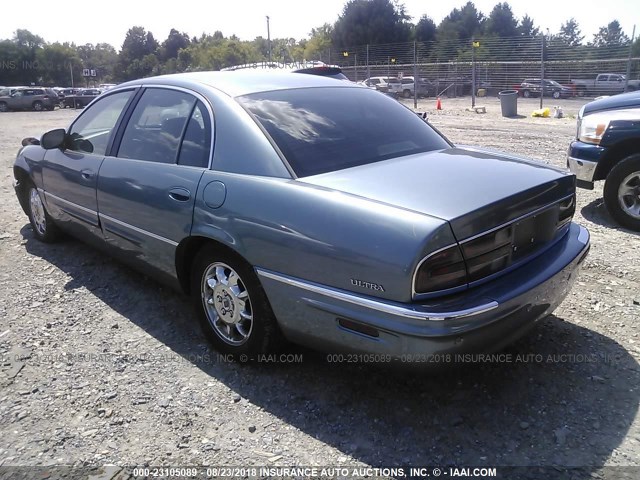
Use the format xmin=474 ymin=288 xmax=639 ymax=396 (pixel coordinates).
xmin=0 ymin=87 xmax=58 ymax=112
xmin=520 ymin=79 xmax=572 ymax=99
xmin=568 ymin=90 xmax=640 ymax=230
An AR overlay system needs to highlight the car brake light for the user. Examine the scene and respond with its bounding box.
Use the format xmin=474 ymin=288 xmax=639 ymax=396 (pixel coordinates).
xmin=414 ymin=245 xmax=467 ymax=294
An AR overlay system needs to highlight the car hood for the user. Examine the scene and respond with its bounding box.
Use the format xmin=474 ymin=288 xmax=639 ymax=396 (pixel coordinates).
xmin=583 ymin=90 xmax=640 ymax=115
xmin=300 ymin=147 xmax=575 ymax=240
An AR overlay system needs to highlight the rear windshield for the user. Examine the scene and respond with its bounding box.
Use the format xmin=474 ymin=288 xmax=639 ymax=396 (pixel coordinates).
xmin=238 ymin=87 xmax=450 ymax=177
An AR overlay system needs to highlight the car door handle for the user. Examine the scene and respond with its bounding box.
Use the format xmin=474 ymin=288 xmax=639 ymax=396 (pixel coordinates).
xmin=168 ymin=187 xmax=191 ymax=202
xmin=80 ymin=169 xmax=94 ymax=180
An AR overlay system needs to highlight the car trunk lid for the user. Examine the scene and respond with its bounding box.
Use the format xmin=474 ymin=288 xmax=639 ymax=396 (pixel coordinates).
xmin=300 ymin=146 xmax=575 ymax=240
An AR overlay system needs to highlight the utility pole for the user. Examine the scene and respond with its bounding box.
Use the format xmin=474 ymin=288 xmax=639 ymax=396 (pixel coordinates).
xmin=471 ymin=38 xmax=477 ymax=108
xmin=540 ymin=33 xmax=545 ymax=109
xmin=266 ymin=16 xmax=271 ymax=64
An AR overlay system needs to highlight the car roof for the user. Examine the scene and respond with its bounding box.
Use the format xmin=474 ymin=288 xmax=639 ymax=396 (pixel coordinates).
xmin=115 ymin=71 xmax=359 ymax=97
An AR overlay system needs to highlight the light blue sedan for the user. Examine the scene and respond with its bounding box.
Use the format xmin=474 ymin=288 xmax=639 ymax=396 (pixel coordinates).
xmin=13 ymin=71 xmax=590 ymax=363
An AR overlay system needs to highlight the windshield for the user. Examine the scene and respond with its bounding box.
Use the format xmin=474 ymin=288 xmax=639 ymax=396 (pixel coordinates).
xmin=239 ymin=87 xmax=450 ymax=177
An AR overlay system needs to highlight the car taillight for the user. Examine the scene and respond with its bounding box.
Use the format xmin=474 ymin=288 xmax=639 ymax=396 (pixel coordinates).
xmin=414 ymin=198 xmax=574 ymax=296
xmin=461 ymin=227 xmax=513 ymax=282
xmin=414 ymin=245 xmax=467 ymax=294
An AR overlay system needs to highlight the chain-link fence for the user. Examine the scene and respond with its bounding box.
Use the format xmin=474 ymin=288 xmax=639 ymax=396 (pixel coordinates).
xmin=321 ymin=36 xmax=639 ymax=107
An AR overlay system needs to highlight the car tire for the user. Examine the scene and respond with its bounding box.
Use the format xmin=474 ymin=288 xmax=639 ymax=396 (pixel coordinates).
xmin=552 ymin=91 xmax=561 ymax=99
xmin=32 ymin=101 xmax=43 ymax=111
xmin=522 ymin=89 xmax=531 ymax=98
xmin=24 ymin=182 xmax=62 ymax=242
xmin=403 ymin=89 xmax=411 ymax=98
xmin=190 ymin=245 xmax=283 ymax=356
xmin=0 ymin=101 xmax=8 ymax=112
xmin=603 ymin=154 xmax=640 ymax=231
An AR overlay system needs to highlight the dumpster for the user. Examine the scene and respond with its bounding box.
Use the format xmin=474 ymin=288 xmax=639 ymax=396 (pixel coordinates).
xmin=498 ymin=90 xmax=518 ymax=117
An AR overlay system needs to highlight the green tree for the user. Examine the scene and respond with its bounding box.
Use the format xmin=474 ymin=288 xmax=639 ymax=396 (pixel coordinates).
xmin=484 ymin=2 xmax=518 ymax=38
xmin=632 ymin=36 xmax=640 ymax=57
xmin=590 ymin=20 xmax=630 ymax=47
xmin=76 ymin=43 xmax=118 ymax=83
xmin=331 ymin=0 xmax=412 ymax=47
xmin=304 ymin=24 xmax=333 ymax=61
xmin=36 ymin=43 xmax=80 ymax=86
xmin=159 ymin=29 xmax=191 ymax=62
xmin=0 ymin=39 xmax=28 ymax=85
xmin=517 ymin=15 xmax=539 ymax=37
xmin=414 ymin=15 xmax=436 ymax=43
xmin=117 ymin=26 xmax=160 ymax=80
xmin=13 ymin=29 xmax=44 ymax=49
xmin=558 ymin=18 xmax=584 ymax=46
xmin=436 ymin=2 xmax=484 ymax=43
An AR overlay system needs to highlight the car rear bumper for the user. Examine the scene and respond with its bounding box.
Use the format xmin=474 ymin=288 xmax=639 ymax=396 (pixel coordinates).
xmin=258 ymin=223 xmax=590 ymax=365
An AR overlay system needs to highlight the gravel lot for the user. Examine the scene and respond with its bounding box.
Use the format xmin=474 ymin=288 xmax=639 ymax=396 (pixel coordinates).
xmin=0 ymin=95 xmax=639 ymax=479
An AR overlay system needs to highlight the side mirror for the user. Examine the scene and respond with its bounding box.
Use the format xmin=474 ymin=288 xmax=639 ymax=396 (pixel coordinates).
xmin=40 ymin=128 xmax=66 ymax=150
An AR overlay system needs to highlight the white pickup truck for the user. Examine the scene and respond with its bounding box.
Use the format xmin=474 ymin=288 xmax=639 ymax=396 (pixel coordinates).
xmin=571 ymin=73 xmax=640 ymax=96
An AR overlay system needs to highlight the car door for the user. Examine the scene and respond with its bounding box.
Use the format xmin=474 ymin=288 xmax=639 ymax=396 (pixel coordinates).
xmin=10 ymin=90 xmax=25 ymax=109
xmin=41 ymin=89 xmax=136 ymax=243
xmin=97 ymin=87 xmax=211 ymax=280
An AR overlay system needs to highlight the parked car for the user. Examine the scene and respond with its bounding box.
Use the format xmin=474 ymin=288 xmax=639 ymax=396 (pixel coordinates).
xmin=386 ymin=77 xmax=437 ymax=99
xmin=0 ymin=87 xmax=58 ymax=112
xmin=13 ymin=71 xmax=589 ymax=362
xmin=568 ymin=90 xmax=640 ymax=230
xmin=387 ymin=77 xmax=416 ymax=98
xmin=571 ymin=74 xmax=640 ymax=97
xmin=359 ymin=76 xmax=393 ymax=93
xmin=520 ymin=79 xmax=573 ymax=99
xmin=61 ymin=88 xmax=102 ymax=108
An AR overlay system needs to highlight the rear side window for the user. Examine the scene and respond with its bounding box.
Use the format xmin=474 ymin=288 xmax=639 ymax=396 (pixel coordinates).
xmin=177 ymin=101 xmax=211 ymax=168
xmin=118 ymin=88 xmax=196 ymax=164
xmin=239 ymin=87 xmax=450 ymax=177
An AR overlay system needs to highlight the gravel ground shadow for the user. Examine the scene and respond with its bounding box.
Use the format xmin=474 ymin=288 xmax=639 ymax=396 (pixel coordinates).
xmin=21 ymin=226 xmax=640 ymax=471
xmin=581 ymin=198 xmax=640 ymax=236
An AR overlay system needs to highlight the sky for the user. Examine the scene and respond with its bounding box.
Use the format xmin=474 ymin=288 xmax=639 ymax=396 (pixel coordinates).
xmin=1 ymin=0 xmax=638 ymax=49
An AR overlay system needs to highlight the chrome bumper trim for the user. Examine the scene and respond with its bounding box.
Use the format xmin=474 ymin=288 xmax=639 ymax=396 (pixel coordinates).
xmin=99 ymin=213 xmax=179 ymax=247
xmin=567 ymin=156 xmax=597 ymax=183
xmin=256 ymin=268 xmax=499 ymax=322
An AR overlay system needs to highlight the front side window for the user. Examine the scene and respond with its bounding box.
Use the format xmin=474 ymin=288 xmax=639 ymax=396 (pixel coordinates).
xmin=68 ymin=89 xmax=134 ymax=155
xmin=118 ymin=88 xmax=196 ymax=164
xmin=239 ymin=87 xmax=450 ymax=177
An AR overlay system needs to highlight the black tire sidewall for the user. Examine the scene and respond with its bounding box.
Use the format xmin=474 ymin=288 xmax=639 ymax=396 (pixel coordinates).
xmin=190 ymin=246 xmax=282 ymax=356
xmin=603 ymin=154 xmax=640 ymax=231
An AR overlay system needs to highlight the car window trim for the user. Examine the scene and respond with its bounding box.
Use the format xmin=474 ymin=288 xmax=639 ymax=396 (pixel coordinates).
xmin=110 ymin=84 xmax=215 ymax=169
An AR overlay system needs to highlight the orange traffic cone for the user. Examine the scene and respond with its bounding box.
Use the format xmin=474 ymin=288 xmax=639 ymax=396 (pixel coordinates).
xmin=436 ymin=97 xmax=442 ymax=110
